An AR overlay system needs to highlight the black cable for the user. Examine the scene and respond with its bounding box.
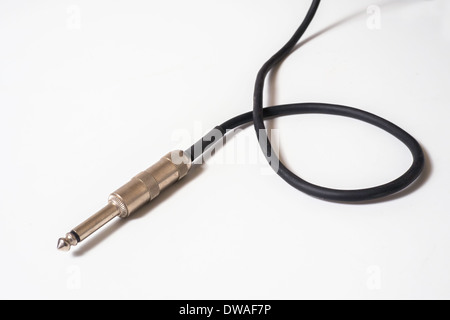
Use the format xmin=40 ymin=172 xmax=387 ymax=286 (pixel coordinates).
xmin=186 ymin=0 xmax=424 ymax=202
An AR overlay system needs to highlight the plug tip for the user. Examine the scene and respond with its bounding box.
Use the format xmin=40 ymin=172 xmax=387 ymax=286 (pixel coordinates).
xmin=57 ymin=238 xmax=71 ymax=252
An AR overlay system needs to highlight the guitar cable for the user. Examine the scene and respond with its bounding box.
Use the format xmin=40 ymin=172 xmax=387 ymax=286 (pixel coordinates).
xmin=58 ymin=0 xmax=424 ymax=252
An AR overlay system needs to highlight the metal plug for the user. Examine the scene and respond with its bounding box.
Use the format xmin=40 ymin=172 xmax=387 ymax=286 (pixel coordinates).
xmin=57 ymin=150 xmax=191 ymax=252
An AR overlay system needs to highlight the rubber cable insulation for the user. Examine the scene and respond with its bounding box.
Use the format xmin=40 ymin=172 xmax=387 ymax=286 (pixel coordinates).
xmin=186 ymin=0 xmax=424 ymax=202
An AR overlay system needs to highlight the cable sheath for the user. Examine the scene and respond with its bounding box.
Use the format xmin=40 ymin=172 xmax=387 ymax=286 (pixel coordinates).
xmin=186 ymin=0 xmax=424 ymax=202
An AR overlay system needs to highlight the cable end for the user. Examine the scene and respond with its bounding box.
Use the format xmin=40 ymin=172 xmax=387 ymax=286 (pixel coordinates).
xmin=57 ymin=150 xmax=192 ymax=252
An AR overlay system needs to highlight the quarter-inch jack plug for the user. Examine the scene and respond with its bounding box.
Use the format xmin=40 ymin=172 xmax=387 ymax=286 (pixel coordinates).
xmin=57 ymin=150 xmax=191 ymax=252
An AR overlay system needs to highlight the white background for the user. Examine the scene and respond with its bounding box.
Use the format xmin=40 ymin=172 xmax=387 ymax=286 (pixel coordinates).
xmin=1 ymin=0 xmax=449 ymax=299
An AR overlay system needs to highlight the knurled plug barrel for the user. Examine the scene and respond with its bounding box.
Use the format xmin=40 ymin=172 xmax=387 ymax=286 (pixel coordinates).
xmin=57 ymin=150 xmax=191 ymax=252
